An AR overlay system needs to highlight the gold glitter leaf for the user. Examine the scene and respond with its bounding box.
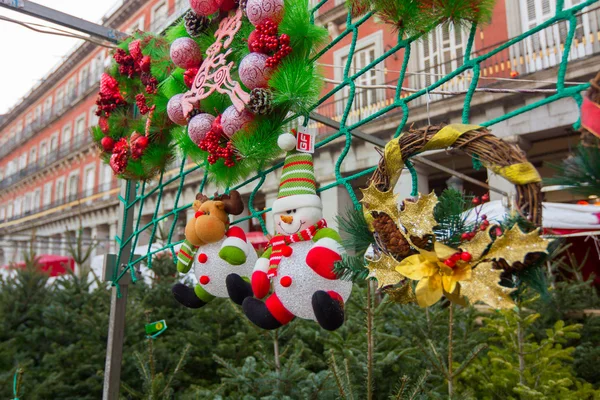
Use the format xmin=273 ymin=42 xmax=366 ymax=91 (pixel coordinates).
xmin=484 ymin=225 xmax=550 ymax=265
xmin=360 ymin=183 xmax=400 ymax=221
xmin=366 ymin=253 xmax=404 ymax=289
xmin=398 ymin=192 xmax=438 ymax=238
xmin=461 ymin=226 xmax=494 ymax=261
xmin=384 ymin=283 xmax=416 ymax=305
xmin=460 ymin=262 xmax=515 ymax=309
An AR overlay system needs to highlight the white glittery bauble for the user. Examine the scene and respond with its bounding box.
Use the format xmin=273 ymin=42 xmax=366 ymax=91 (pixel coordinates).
xmin=193 ymin=240 xmax=258 ymax=298
xmin=246 ymin=0 xmax=284 ymax=26
xmin=221 ymin=105 xmax=254 ymax=137
xmin=238 ymin=53 xmax=274 ymax=90
xmin=188 ymin=113 xmax=215 ymax=144
xmin=273 ymin=241 xmax=353 ymax=321
xmin=167 ymin=94 xmax=188 ymax=126
xmin=170 ymin=37 xmax=202 ymax=69
xmin=189 ymin=0 xmax=220 ymax=16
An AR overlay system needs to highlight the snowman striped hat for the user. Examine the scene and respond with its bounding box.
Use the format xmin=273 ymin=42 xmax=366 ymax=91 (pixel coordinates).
xmin=272 ymin=151 xmax=322 ymax=213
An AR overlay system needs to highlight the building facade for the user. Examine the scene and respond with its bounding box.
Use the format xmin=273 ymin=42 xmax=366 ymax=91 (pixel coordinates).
xmin=0 ymin=0 xmax=598 ymax=266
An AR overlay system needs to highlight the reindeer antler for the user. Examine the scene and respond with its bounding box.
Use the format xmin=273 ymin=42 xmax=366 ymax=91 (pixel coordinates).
xmin=221 ymin=190 xmax=244 ymax=216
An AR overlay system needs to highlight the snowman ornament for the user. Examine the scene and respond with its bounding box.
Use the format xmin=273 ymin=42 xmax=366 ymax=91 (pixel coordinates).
xmin=229 ymin=137 xmax=352 ymax=331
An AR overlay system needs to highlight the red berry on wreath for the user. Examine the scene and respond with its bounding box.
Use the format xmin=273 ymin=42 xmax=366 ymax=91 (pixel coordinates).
xmin=482 ymin=193 xmax=490 ymax=203
xmin=101 ymin=136 xmax=115 ymax=152
xmin=184 ymin=67 xmax=199 ymax=88
xmin=460 ymin=252 xmax=472 ymax=262
xmin=472 ymin=197 xmax=481 ymax=205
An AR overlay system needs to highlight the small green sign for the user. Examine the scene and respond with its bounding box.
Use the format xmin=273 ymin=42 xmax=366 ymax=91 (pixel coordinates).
xmin=145 ymin=320 xmax=167 ymax=338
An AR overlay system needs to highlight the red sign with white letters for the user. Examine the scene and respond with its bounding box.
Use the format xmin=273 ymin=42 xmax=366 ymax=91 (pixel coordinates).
xmin=296 ymin=128 xmax=315 ymax=154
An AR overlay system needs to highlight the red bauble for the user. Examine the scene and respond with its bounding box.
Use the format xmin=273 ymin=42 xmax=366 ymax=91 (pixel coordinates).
xmin=130 ymin=132 xmax=149 ymax=160
xmin=219 ymin=0 xmax=237 ymax=11
xmin=212 ymin=114 xmax=223 ymax=134
xmin=99 ymin=117 xmax=110 ymax=134
xmin=444 ymin=259 xmax=456 ymax=268
xmin=460 ymin=252 xmax=472 ymax=262
xmin=139 ymin=55 xmax=151 ymax=72
xmin=101 ymin=136 xmax=115 ymax=152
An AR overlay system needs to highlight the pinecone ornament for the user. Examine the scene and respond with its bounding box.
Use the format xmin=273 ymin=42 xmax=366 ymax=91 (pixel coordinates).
xmin=184 ymin=10 xmax=210 ymax=37
xmin=372 ymin=212 xmax=413 ymax=259
xmin=238 ymin=0 xmax=248 ymax=15
xmin=248 ymin=88 xmax=273 ymax=115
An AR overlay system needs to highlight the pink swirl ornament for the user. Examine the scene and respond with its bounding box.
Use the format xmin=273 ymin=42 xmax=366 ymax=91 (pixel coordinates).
xmin=188 ymin=113 xmax=215 ymax=144
xmin=239 ymin=53 xmax=274 ymax=90
xmin=170 ymin=38 xmax=203 ymax=69
xmin=189 ymin=0 xmax=220 ymax=16
xmin=246 ymin=0 xmax=284 ymax=26
xmin=167 ymin=94 xmax=188 ymax=126
xmin=221 ymin=105 xmax=254 ymax=137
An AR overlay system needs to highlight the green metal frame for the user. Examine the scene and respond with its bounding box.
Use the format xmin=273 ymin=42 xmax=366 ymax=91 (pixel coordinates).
xmin=110 ymin=0 xmax=598 ymax=290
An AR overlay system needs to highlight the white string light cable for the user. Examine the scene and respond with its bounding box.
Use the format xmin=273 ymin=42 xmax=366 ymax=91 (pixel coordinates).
xmin=0 ymin=15 xmax=117 ymax=48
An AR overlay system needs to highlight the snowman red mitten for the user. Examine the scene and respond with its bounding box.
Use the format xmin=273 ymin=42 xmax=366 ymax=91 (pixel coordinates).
xmin=251 ymin=255 xmax=271 ymax=299
xmin=305 ymin=228 xmax=343 ymax=280
xmin=218 ymin=226 xmax=249 ymax=266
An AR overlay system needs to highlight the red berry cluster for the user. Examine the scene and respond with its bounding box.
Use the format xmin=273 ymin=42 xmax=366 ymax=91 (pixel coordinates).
xmin=443 ymin=250 xmax=473 ymax=268
xmin=184 ymin=67 xmax=199 ymax=88
xmin=266 ymin=34 xmax=291 ymax=68
xmin=135 ymin=94 xmax=152 ymax=115
xmin=471 ymin=192 xmax=490 ymax=205
xmin=141 ymin=72 xmax=158 ymax=94
xmin=130 ymin=132 xmax=149 ymax=160
xmin=247 ymin=20 xmax=292 ymax=68
xmin=198 ymin=116 xmax=238 ymax=167
xmin=114 ymin=48 xmax=138 ymax=78
xmin=96 ymin=74 xmax=126 ymax=118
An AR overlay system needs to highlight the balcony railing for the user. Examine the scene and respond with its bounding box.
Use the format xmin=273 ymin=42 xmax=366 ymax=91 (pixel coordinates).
xmin=0 ymin=75 xmax=101 ymax=161
xmin=314 ymin=6 xmax=600 ymax=128
xmin=2 ymin=179 xmax=120 ymax=224
xmin=0 ymin=133 xmax=94 ymax=191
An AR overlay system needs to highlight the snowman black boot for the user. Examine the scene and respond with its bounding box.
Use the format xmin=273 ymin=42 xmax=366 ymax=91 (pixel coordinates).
xmin=226 ymin=273 xmax=254 ymax=305
xmin=172 ymin=283 xmax=207 ymax=309
xmin=243 ymin=293 xmax=295 ymax=330
xmin=312 ymin=290 xmax=345 ymax=331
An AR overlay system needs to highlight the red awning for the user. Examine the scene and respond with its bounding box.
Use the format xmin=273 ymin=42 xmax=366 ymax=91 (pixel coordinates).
xmin=3 ymin=255 xmax=75 ymax=277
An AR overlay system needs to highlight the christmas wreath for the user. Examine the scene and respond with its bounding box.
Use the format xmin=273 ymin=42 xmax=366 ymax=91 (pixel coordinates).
xmin=338 ymin=124 xmax=551 ymax=309
xmin=160 ymin=0 xmax=327 ymax=186
xmin=91 ymin=32 xmax=176 ymax=180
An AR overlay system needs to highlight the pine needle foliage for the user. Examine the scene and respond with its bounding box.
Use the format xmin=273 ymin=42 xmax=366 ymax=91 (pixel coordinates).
xmin=545 ymin=143 xmax=600 ymax=197
xmin=334 ymin=208 xmax=374 ymax=281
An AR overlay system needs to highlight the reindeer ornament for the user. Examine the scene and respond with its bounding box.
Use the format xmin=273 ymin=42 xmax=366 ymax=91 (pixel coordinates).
xmin=173 ymin=190 xmax=256 ymax=308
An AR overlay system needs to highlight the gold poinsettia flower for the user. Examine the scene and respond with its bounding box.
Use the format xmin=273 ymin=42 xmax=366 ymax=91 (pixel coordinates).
xmin=396 ymin=242 xmax=472 ymax=307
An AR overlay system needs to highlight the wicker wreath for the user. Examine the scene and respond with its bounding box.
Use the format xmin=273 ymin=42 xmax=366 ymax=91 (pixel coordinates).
xmin=364 ymin=123 xmax=543 ymax=270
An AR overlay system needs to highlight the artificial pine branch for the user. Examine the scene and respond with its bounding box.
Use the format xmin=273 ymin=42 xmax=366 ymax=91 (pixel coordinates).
xmin=546 ymin=142 xmax=600 ymax=197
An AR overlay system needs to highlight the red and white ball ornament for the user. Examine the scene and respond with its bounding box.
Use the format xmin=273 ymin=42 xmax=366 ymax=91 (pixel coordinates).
xmin=246 ymin=0 xmax=284 ymax=26
xmin=170 ymin=37 xmax=203 ymax=69
xmin=221 ymin=105 xmax=254 ymax=137
xmin=167 ymin=94 xmax=188 ymax=126
xmin=189 ymin=0 xmax=221 ymax=16
xmin=188 ymin=113 xmax=216 ymax=145
xmin=239 ymin=52 xmax=274 ymax=89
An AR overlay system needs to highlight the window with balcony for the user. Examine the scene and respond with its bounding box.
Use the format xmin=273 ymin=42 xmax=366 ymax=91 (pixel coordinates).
xmin=127 ymin=16 xmax=146 ymax=33
xmin=19 ymin=153 xmax=27 ymax=170
xmin=151 ymin=1 xmax=168 ymax=31
xmin=416 ymin=23 xmax=470 ymax=99
xmin=34 ymin=105 xmax=42 ymax=127
xmin=23 ymin=193 xmax=32 ymax=214
xmin=67 ymin=173 xmax=79 ymax=201
xmin=25 ymin=113 xmax=33 ymax=135
xmin=101 ymin=163 xmax=113 ymax=192
xmin=55 ymin=88 xmax=65 ymax=114
xmin=84 ymin=164 xmax=95 ymax=197
xmin=33 ymin=189 xmax=41 ymax=213
xmin=40 ymin=141 xmax=48 ymax=165
xmin=29 ymin=147 xmax=37 ymax=164
xmin=6 ymin=160 xmax=16 ymax=176
xmin=44 ymin=182 xmax=53 ymax=206
xmin=89 ymin=106 xmax=99 ymax=128
xmin=91 ymin=53 xmax=104 ymax=83
xmin=66 ymin=77 xmax=77 ymax=104
xmin=75 ymin=115 xmax=86 ymax=143
xmin=43 ymin=96 xmax=53 ymax=121
xmin=62 ymin=124 xmax=72 ymax=149
xmin=7 ymin=204 xmax=13 ymax=219
xmin=0 ymin=207 xmax=5 ymax=222
xmin=13 ymin=198 xmax=21 ymax=217
xmin=519 ymin=0 xmax=592 ymax=73
xmin=334 ymin=31 xmax=385 ymax=124
xmin=79 ymin=66 xmax=90 ymax=96
xmin=50 ymin=133 xmax=59 ymax=152
xmin=56 ymin=178 xmax=65 ymax=202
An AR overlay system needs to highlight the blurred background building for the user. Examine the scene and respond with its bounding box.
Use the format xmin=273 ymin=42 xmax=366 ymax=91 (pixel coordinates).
xmin=0 ymin=0 xmax=598 ymax=266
